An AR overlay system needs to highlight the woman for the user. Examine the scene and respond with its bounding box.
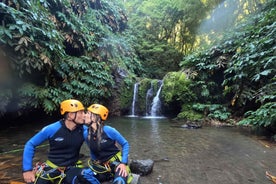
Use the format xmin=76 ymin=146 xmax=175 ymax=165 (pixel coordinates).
xmin=84 ymin=104 xmax=133 ymax=184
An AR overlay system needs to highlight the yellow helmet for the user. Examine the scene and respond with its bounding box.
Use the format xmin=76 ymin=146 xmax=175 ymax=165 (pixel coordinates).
xmin=60 ymin=99 xmax=85 ymax=115
xmin=87 ymin=104 xmax=109 ymax=120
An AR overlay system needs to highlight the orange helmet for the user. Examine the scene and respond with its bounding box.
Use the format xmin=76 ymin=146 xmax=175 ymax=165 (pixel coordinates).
xmin=87 ymin=104 xmax=109 ymax=121
xmin=60 ymin=99 xmax=85 ymax=115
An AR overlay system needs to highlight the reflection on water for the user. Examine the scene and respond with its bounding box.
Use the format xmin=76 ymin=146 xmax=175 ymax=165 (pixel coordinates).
xmin=0 ymin=117 xmax=276 ymax=184
xmin=107 ymin=117 xmax=276 ymax=184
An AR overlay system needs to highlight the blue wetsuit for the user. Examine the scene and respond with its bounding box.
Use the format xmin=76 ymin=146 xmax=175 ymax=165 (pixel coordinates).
xmin=84 ymin=125 xmax=130 ymax=183
xmin=22 ymin=120 xmax=89 ymax=184
xmin=84 ymin=125 xmax=129 ymax=164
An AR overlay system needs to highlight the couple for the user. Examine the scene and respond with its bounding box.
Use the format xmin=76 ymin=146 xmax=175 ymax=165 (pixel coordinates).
xmin=22 ymin=99 xmax=132 ymax=184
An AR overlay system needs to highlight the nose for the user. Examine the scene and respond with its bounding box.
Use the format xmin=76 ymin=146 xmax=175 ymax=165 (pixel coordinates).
xmin=83 ymin=113 xmax=91 ymax=124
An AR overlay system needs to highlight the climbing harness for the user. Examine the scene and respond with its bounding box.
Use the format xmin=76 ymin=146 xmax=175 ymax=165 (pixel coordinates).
xmin=33 ymin=160 xmax=82 ymax=184
xmin=88 ymin=159 xmax=112 ymax=174
xmin=87 ymin=152 xmax=133 ymax=184
xmin=33 ymin=160 xmax=66 ymax=184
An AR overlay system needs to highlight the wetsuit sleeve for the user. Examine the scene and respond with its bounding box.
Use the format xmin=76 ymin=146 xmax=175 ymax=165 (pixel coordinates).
xmin=104 ymin=126 xmax=129 ymax=164
xmin=22 ymin=121 xmax=60 ymax=172
xmin=83 ymin=125 xmax=97 ymax=160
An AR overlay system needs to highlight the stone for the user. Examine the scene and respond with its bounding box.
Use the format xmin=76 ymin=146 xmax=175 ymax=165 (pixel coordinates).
xmin=129 ymin=159 xmax=154 ymax=176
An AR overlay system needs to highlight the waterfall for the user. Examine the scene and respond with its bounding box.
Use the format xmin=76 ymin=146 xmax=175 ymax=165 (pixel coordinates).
xmin=128 ymin=80 xmax=165 ymax=118
xmin=150 ymin=81 xmax=163 ymax=117
xmin=145 ymin=82 xmax=153 ymax=116
xmin=131 ymin=82 xmax=139 ymax=116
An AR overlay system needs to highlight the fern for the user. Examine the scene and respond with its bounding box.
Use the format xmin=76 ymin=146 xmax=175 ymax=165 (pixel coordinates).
xmin=238 ymin=102 xmax=276 ymax=127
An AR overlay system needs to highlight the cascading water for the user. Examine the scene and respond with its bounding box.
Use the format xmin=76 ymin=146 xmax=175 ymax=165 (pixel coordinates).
xmin=128 ymin=80 xmax=164 ymax=118
xmin=130 ymin=82 xmax=139 ymax=116
xmin=150 ymin=80 xmax=163 ymax=117
xmin=145 ymin=82 xmax=154 ymax=116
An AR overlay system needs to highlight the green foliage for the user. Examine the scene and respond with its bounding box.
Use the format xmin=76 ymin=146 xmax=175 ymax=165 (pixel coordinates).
xmin=124 ymin=0 xmax=223 ymax=78
xmin=18 ymin=84 xmax=60 ymax=113
xmin=0 ymin=1 xmax=65 ymax=76
xmin=192 ymin=103 xmax=231 ymax=121
xmin=119 ymin=81 xmax=135 ymax=110
xmin=238 ymin=102 xmax=276 ymax=127
xmin=161 ymin=71 xmax=195 ymax=105
xmin=136 ymin=41 xmax=183 ymax=78
xmin=0 ymin=89 xmax=12 ymax=115
xmin=55 ymin=56 xmax=114 ymax=104
xmin=222 ymin=5 xmax=276 ymax=108
xmin=16 ymin=56 xmax=114 ymax=114
xmin=126 ymin=0 xmax=217 ymax=54
xmin=179 ymin=0 xmax=275 ymax=127
xmin=196 ymin=0 xmax=270 ymax=50
xmin=177 ymin=110 xmax=203 ymax=121
xmin=0 ymin=0 xmax=137 ymax=115
xmin=177 ymin=104 xmax=203 ymax=120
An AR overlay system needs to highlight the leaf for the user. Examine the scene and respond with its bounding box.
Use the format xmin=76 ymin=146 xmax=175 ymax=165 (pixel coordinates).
xmin=260 ymin=69 xmax=272 ymax=76
xmin=4 ymin=29 xmax=12 ymax=39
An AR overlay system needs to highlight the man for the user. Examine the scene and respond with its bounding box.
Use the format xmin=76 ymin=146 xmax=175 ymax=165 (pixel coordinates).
xmin=22 ymin=99 xmax=95 ymax=184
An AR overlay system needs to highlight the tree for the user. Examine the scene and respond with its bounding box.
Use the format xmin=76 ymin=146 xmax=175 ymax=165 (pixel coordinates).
xmin=0 ymin=0 xmax=140 ymax=116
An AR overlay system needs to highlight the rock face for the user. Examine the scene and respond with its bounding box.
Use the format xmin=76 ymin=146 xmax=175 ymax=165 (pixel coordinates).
xmin=130 ymin=159 xmax=154 ymax=176
xmin=109 ymin=67 xmax=129 ymax=116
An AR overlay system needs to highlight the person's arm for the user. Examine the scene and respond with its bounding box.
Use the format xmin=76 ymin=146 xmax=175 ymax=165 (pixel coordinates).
xmin=22 ymin=122 xmax=60 ymax=171
xmin=22 ymin=130 xmax=48 ymax=171
xmin=22 ymin=128 xmax=48 ymax=183
xmin=104 ymin=126 xmax=129 ymax=164
xmin=104 ymin=126 xmax=130 ymax=177
xmin=22 ymin=121 xmax=61 ymax=183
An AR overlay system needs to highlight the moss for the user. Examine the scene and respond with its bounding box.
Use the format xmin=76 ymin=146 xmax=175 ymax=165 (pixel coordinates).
xmin=119 ymin=77 xmax=136 ymax=111
xmin=119 ymin=85 xmax=133 ymax=109
xmin=161 ymin=71 xmax=196 ymax=105
xmin=176 ymin=104 xmax=204 ymax=120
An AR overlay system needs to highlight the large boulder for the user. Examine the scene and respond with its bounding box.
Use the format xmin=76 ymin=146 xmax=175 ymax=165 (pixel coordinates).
xmin=130 ymin=159 xmax=154 ymax=176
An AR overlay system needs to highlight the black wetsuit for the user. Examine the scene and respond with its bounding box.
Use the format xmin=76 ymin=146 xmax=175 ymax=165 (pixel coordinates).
xmin=22 ymin=120 xmax=86 ymax=184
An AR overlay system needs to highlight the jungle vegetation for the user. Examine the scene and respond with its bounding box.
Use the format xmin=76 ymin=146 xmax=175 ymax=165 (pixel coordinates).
xmin=0 ymin=0 xmax=275 ymax=135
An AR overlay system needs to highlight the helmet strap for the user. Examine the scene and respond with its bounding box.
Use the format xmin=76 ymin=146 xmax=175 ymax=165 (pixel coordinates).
xmin=65 ymin=112 xmax=78 ymax=125
xmin=72 ymin=112 xmax=79 ymax=125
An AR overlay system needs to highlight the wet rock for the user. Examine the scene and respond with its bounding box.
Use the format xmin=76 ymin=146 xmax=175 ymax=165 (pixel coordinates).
xmin=171 ymin=123 xmax=202 ymax=129
xmin=154 ymin=157 xmax=169 ymax=162
xmin=130 ymin=159 xmax=154 ymax=176
xmin=180 ymin=123 xmax=202 ymax=129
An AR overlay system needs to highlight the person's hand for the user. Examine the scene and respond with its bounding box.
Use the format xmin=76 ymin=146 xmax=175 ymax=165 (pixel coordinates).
xmin=115 ymin=163 xmax=128 ymax=177
xmin=23 ymin=170 xmax=35 ymax=183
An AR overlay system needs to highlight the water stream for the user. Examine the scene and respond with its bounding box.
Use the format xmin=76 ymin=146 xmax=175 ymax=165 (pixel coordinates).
xmin=149 ymin=81 xmax=163 ymax=117
xmin=0 ymin=117 xmax=276 ymax=184
xmin=130 ymin=80 xmax=164 ymax=117
xmin=130 ymin=82 xmax=139 ymax=117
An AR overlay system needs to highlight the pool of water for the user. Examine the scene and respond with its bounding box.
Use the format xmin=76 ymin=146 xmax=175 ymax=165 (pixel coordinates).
xmin=0 ymin=116 xmax=276 ymax=184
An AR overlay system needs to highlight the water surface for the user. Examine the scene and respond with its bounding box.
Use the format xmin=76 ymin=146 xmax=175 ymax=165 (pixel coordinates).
xmin=0 ymin=117 xmax=276 ymax=184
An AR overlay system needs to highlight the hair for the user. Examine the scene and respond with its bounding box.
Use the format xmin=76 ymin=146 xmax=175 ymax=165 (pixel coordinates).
xmin=62 ymin=113 xmax=67 ymax=118
xmin=88 ymin=114 xmax=104 ymax=151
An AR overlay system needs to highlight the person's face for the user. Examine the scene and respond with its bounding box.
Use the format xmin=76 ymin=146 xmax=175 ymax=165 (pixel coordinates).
xmin=84 ymin=111 xmax=96 ymax=125
xmin=68 ymin=110 xmax=86 ymax=124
